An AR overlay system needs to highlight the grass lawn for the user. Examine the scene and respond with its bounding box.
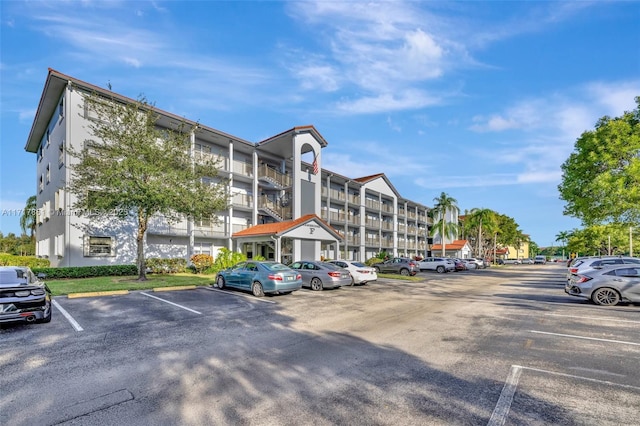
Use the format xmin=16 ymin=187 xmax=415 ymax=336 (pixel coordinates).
xmin=47 ymin=273 xmax=215 ymax=296
xmin=377 ymin=273 xmax=424 ymax=282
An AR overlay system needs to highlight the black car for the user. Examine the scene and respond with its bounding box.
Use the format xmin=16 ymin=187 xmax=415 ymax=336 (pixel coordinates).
xmin=0 ymin=266 xmax=52 ymax=324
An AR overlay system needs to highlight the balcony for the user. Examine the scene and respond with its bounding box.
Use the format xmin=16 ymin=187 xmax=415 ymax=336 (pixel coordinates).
xmin=365 ymin=218 xmax=380 ymax=228
xmin=258 ymin=164 xmax=291 ymax=188
xmin=329 ymin=211 xmax=347 ymax=223
xmin=347 ymin=193 xmax=360 ymax=204
xmin=398 ymin=208 xmax=406 ymax=217
xmin=347 ymin=215 xmax=360 ymax=225
xmin=231 ymin=193 xmax=253 ymax=209
xmin=381 ymin=203 xmax=394 ymax=214
xmin=328 ymin=188 xmax=346 ymax=201
xmin=232 ymin=160 xmax=253 ymax=177
xmin=365 ymin=199 xmax=380 ymax=210
xmin=365 ymin=237 xmax=380 ymax=246
xmin=195 ymin=151 xmax=229 ymax=172
xmin=381 ymin=222 xmax=393 ymax=231
xmin=346 ymin=236 xmax=360 ymax=245
xmin=258 ymin=195 xmax=292 ymax=221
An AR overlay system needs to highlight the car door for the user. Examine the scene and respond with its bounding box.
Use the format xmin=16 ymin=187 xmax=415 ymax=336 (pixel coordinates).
xmin=226 ymin=262 xmax=246 ymax=287
xmin=236 ymin=262 xmax=258 ymax=290
xmin=614 ymin=267 xmax=640 ymax=301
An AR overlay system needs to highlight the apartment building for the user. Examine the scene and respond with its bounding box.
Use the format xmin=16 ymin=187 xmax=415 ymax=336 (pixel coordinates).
xmin=25 ymin=69 xmax=433 ymax=267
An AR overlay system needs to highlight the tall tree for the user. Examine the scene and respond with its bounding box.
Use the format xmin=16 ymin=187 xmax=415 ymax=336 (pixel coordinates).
xmin=558 ymin=97 xmax=640 ymax=226
xmin=464 ymin=208 xmax=497 ymax=257
xmin=68 ymin=93 xmax=228 ymax=280
xmin=20 ymin=195 xmax=37 ymax=240
xmin=431 ymin=192 xmax=458 ymax=256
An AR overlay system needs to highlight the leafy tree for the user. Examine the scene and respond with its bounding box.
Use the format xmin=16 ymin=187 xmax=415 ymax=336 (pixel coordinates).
xmin=20 ymin=195 xmax=37 ymax=240
xmin=464 ymin=208 xmax=497 ymax=257
xmin=559 ymin=97 xmax=640 ymax=226
xmin=431 ymin=192 xmax=458 ymax=256
xmin=68 ymin=93 xmax=228 ymax=281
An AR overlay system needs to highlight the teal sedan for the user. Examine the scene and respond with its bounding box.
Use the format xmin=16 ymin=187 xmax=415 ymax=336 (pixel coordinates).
xmin=215 ymin=261 xmax=302 ymax=297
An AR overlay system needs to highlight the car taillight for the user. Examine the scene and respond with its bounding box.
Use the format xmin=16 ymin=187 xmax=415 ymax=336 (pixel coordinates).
xmin=296 ymin=274 xmax=302 ymax=280
xmin=570 ymin=268 xmax=578 ymax=274
xmin=268 ymin=274 xmax=283 ymax=281
xmin=356 ymin=269 xmax=369 ymax=274
xmin=328 ymin=271 xmax=342 ymax=277
xmin=577 ymin=276 xmax=592 ymax=283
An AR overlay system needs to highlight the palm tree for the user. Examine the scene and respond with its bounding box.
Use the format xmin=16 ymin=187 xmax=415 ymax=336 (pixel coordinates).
xmin=431 ymin=192 xmax=458 ymax=256
xmin=465 ymin=208 xmax=497 ymax=257
xmin=20 ymin=195 xmax=37 ymax=240
xmin=555 ymin=230 xmax=573 ymax=260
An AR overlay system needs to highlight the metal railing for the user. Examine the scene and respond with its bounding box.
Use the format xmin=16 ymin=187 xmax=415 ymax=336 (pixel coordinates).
xmin=233 ymin=160 xmax=253 ymax=177
xmin=258 ymin=195 xmax=292 ymax=220
xmin=258 ymin=163 xmax=291 ymax=187
xmin=231 ymin=193 xmax=253 ymax=208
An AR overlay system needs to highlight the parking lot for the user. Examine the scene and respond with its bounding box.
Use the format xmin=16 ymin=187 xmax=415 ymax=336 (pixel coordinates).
xmin=1 ymin=264 xmax=638 ymax=425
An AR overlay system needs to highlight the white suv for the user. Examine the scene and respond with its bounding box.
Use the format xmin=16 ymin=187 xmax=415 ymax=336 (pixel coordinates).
xmin=418 ymin=257 xmax=456 ymax=273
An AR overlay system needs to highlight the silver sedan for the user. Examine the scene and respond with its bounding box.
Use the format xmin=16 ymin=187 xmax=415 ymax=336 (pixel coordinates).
xmin=289 ymin=260 xmax=352 ymax=291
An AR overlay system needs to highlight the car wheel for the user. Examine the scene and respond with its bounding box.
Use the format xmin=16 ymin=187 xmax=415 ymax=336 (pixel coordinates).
xmin=310 ymin=277 xmax=323 ymax=291
xmin=400 ymin=268 xmax=409 ymax=276
xmin=591 ymin=287 xmax=620 ymax=306
xmin=216 ymin=276 xmax=225 ymax=289
xmin=436 ymin=266 xmax=445 ymax=274
xmin=373 ymin=266 xmax=380 ymax=273
xmin=349 ymin=274 xmax=355 ymax=286
xmin=252 ymin=281 xmax=265 ymax=297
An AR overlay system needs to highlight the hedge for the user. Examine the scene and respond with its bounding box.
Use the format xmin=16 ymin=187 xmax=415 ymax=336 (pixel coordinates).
xmin=0 ymin=253 xmax=50 ymax=268
xmin=32 ymin=264 xmax=138 ymax=279
xmin=146 ymin=258 xmax=187 ymax=274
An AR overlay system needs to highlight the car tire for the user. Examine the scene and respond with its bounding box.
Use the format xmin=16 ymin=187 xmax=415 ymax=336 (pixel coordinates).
xmin=216 ymin=276 xmax=225 ymax=289
xmin=373 ymin=266 xmax=380 ymax=273
xmin=252 ymin=281 xmax=265 ymax=297
xmin=310 ymin=277 xmax=323 ymax=291
xmin=591 ymin=287 xmax=620 ymax=306
xmin=400 ymin=268 xmax=409 ymax=276
xmin=436 ymin=266 xmax=445 ymax=274
xmin=350 ymin=274 xmax=355 ymax=286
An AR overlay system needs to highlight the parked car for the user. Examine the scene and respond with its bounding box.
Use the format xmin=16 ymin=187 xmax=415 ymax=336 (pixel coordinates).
xmin=521 ymin=258 xmax=534 ymax=264
xmin=467 ymin=258 xmax=488 ymax=268
xmin=373 ymin=257 xmax=420 ymax=276
xmin=417 ymin=257 xmax=455 ymax=273
xmin=460 ymin=259 xmax=477 ymax=270
xmin=0 ymin=266 xmax=52 ymax=324
xmin=326 ymin=260 xmax=377 ymax=285
xmin=534 ymin=255 xmax=547 ymax=264
xmin=565 ymin=264 xmax=640 ymax=306
xmin=475 ymin=258 xmax=490 ymax=268
xmin=451 ymin=258 xmax=467 ymax=271
xmin=216 ymin=261 xmax=302 ymax=297
xmin=289 ymin=260 xmax=352 ymax=290
xmin=566 ymin=256 xmax=640 ymax=283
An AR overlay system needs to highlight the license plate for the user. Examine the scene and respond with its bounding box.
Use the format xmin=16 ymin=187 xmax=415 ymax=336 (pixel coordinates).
xmin=286 ymin=276 xmax=294 ymax=281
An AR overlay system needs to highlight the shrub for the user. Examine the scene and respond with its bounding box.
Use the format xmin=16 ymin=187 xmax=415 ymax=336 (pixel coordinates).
xmin=32 ymin=264 xmax=138 ymax=279
xmin=213 ymin=248 xmax=246 ymax=271
xmin=0 ymin=253 xmax=50 ymax=268
xmin=190 ymin=254 xmax=214 ymax=273
xmin=366 ymin=257 xmax=383 ymax=266
xmin=146 ymin=257 xmax=187 ymax=274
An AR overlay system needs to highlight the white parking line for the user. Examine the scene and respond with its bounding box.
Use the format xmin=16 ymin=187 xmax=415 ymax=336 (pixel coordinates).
xmin=139 ymin=292 xmax=202 ymax=314
xmin=544 ymin=313 xmax=640 ymax=324
xmin=205 ymin=287 xmax=276 ymax=304
xmin=52 ymin=299 xmax=84 ymax=332
xmin=529 ymin=330 xmax=640 ymax=346
xmin=488 ymin=365 xmax=522 ymax=426
xmin=518 ymin=365 xmax=640 ymax=391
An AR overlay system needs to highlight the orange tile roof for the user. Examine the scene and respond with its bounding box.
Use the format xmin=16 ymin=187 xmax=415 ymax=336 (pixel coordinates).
xmin=431 ymin=239 xmax=469 ymax=250
xmin=353 ymin=173 xmax=385 ymax=183
xmin=232 ymin=214 xmax=343 ymax=239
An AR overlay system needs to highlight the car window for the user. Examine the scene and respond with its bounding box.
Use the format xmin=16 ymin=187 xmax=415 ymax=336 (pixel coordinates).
xmin=623 ymin=258 xmax=640 ymax=264
xmin=231 ymin=262 xmax=246 ymax=271
xmin=245 ymin=263 xmax=258 ymax=271
xmin=264 ymin=263 xmax=289 ymax=271
xmin=290 ymin=262 xmax=302 ymax=269
xmin=351 ymin=262 xmax=367 ymax=267
xmin=335 ymin=261 xmax=347 ymax=268
xmin=615 ymin=267 xmax=640 ymax=277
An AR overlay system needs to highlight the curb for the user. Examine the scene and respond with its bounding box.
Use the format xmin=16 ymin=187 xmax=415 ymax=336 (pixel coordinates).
xmin=152 ymin=285 xmax=197 ymax=292
xmin=68 ymin=290 xmax=129 ymax=299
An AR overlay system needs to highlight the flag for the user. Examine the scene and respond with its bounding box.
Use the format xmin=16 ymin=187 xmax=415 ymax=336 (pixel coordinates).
xmin=312 ymin=154 xmax=319 ymax=175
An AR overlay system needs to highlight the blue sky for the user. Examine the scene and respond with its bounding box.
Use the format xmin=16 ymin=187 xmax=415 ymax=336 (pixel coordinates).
xmin=1 ymin=1 xmax=639 ymax=248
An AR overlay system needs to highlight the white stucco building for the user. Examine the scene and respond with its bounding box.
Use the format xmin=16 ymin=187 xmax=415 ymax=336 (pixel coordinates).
xmin=25 ymin=69 xmax=433 ymax=267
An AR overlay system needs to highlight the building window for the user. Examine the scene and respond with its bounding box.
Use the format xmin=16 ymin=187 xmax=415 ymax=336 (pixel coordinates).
xmin=46 ymin=163 xmax=50 ymax=184
xmin=39 ymin=175 xmax=44 ymax=193
xmin=58 ymin=142 xmax=64 ymax=166
xmin=58 ymin=97 xmax=64 ymax=118
xmin=84 ymin=236 xmax=115 ymax=257
xmin=46 ymin=129 xmax=50 ymax=148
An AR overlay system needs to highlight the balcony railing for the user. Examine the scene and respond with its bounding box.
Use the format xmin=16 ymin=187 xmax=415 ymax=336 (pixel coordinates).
xmin=348 ymin=193 xmax=360 ymax=204
xmin=381 ymin=204 xmax=394 ymax=213
xmin=346 ymin=236 xmax=359 ymax=245
xmin=407 ymin=211 xmax=417 ymax=219
xmin=258 ymin=195 xmax=292 ymax=221
xmin=381 ymin=222 xmax=393 ymax=231
xmin=329 ymin=188 xmax=346 ymax=201
xmin=232 ymin=160 xmax=253 ymax=177
xmin=398 ymin=208 xmax=406 ymax=217
xmin=329 ymin=211 xmax=346 ymax=223
xmin=195 ymin=152 xmax=229 ymax=171
xmin=231 ymin=193 xmax=253 ymax=209
xmin=365 ymin=237 xmax=380 ymax=246
xmin=258 ymin=164 xmax=291 ymax=188
xmin=365 ymin=199 xmax=380 ymax=210
xmin=365 ymin=218 xmax=380 ymax=228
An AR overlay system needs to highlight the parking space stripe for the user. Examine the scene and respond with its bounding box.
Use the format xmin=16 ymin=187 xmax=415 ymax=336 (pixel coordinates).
xmin=544 ymin=313 xmax=640 ymax=324
xmin=488 ymin=365 xmax=522 ymax=426
xmin=52 ymin=299 xmax=84 ymax=332
xmin=139 ymin=292 xmax=202 ymax=314
xmin=529 ymin=330 xmax=640 ymax=346
xmin=205 ymin=287 xmax=276 ymax=304
xmin=518 ymin=365 xmax=640 ymax=391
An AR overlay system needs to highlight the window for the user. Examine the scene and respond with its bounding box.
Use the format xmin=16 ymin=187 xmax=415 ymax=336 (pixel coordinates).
xmin=46 ymin=163 xmax=50 ymax=184
xmin=58 ymin=142 xmax=64 ymax=166
xmin=58 ymin=97 xmax=64 ymax=118
xmin=46 ymin=129 xmax=50 ymax=148
xmin=54 ymin=189 xmax=64 ymax=211
xmin=39 ymin=175 xmax=44 ymax=193
xmin=84 ymin=236 xmax=115 ymax=257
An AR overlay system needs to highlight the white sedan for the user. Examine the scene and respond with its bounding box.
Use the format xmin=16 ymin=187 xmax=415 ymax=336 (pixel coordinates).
xmin=326 ymin=260 xmax=378 ymax=285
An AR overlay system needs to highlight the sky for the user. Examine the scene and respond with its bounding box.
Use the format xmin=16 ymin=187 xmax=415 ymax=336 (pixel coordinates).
xmin=1 ymin=1 xmax=639 ymax=248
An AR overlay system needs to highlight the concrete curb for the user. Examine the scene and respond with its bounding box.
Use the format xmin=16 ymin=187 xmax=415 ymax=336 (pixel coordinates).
xmin=68 ymin=290 xmax=129 ymax=299
xmin=152 ymin=285 xmax=197 ymax=292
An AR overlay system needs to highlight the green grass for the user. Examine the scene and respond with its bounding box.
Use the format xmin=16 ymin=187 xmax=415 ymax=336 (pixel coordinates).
xmin=47 ymin=273 xmax=215 ymax=296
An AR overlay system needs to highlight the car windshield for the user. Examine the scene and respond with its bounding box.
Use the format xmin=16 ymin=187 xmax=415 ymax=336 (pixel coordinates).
xmin=0 ymin=268 xmax=30 ymax=286
xmin=263 ymin=262 xmax=291 ymax=272
xmin=323 ymin=263 xmax=341 ymax=270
